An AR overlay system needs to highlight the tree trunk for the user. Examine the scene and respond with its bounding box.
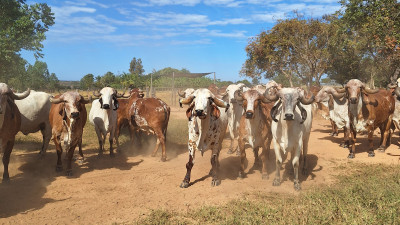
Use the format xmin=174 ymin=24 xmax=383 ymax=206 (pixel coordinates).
xmin=289 ymin=77 xmax=293 ymax=87
xmin=390 ymin=67 xmax=400 ymax=84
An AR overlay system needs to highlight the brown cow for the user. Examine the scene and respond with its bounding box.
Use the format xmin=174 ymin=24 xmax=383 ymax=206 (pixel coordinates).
xmin=234 ymin=88 xmax=274 ymax=179
xmin=115 ymin=88 xmax=144 ymax=147
xmin=49 ymin=91 xmax=91 ymax=175
xmin=0 ymin=83 xmax=30 ymax=181
xmin=129 ymin=95 xmax=170 ymax=161
xmin=336 ymin=79 xmax=395 ymax=158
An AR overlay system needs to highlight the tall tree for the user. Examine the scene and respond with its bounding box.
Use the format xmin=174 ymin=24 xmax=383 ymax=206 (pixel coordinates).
xmin=80 ymin=73 xmax=95 ymax=90
xmin=129 ymin=57 xmax=145 ymax=76
xmin=0 ymin=0 xmax=54 ymax=81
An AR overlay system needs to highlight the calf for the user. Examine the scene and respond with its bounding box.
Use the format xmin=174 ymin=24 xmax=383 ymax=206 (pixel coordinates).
xmin=234 ymin=88 xmax=274 ymax=179
xmin=49 ymin=91 xmax=91 ymax=175
xmin=179 ymin=88 xmax=230 ymax=187
xmin=315 ymin=86 xmax=350 ymax=147
xmin=129 ymin=95 xmax=170 ymax=161
xmin=265 ymin=87 xmax=314 ymax=190
xmin=0 ymin=84 xmax=30 ymax=181
xmin=15 ymin=90 xmax=52 ymax=156
xmin=337 ymin=79 xmax=395 ymax=158
xmin=90 ymin=87 xmax=129 ymax=156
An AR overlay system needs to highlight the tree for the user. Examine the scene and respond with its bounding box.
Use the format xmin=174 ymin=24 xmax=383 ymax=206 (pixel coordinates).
xmin=80 ymin=73 xmax=95 ymax=90
xmin=129 ymin=57 xmax=145 ymax=76
xmin=241 ymin=13 xmax=331 ymax=88
xmin=0 ymin=0 xmax=54 ymax=82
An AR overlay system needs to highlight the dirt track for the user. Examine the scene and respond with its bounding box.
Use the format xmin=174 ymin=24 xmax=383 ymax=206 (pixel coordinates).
xmin=1 ymin=107 xmax=400 ymax=224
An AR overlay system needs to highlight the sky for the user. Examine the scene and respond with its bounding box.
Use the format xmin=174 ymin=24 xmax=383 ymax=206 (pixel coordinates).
xmin=23 ymin=0 xmax=342 ymax=82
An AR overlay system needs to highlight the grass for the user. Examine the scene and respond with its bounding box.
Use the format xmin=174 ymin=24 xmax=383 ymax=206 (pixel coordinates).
xmin=136 ymin=163 xmax=400 ymax=225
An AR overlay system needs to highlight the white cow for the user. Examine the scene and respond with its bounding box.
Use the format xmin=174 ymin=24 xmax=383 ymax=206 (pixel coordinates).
xmin=179 ymin=88 xmax=230 ymax=188
xmin=391 ymin=78 xmax=400 ymax=132
xmin=220 ymin=83 xmax=248 ymax=154
xmin=89 ymin=87 xmax=126 ymax=157
xmin=15 ymin=90 xmax=52 ymax=156
xmin=315 ymin=86 xmax=350 ymax=147
xmin=178 ymin=88 xmax=195 ymax=98
xmin=265 ymin=87 xmax=314 ymax=190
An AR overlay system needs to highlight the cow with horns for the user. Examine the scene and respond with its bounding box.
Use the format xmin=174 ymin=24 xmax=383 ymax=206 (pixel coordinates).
xmin=315 ymin=86 xmax=350 ymax=148
xmin=336 ymin=79 xmax=395 ymax=158
xmin=0 ymin=84 xmax=30 ymax=181
xmin=49 ymin=91 xmax=92 ymax=175
xmin=178 ymin=88 xmax=195 ymax=99
xmin=234 ymin=86 xmax=274 ymax=180
xmin=179 ymin=88 xmax=230 ymax=187
xmin=90 ymin=87 xmax=130 ymax=156
xmin=264 ymin=87 xmax=314 ymax=190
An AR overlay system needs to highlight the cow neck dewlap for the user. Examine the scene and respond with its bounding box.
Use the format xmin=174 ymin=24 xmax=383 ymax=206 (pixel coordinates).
xmin=63 ymin=117 xmax=76 ymax=146
xmin=349 ymin=95 xmax=368 ymax=132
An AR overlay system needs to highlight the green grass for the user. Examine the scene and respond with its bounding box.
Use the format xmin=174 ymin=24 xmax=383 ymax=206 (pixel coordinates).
xmin=136 ymin=163 xmax=400 ymax=225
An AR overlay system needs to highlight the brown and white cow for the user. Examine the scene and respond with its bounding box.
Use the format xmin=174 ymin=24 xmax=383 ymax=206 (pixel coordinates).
xmin=179 ymin=88 xmax=230 ymax=188
xmin=49 ymin=91 xmax=91 ymax=175
xmin=337 ymin=79 xmax=395 ymax=158
xmin=129 ymin=94 xmax=170 ymax=161
xmin=0 ymin=83 xmax=30 ymax=181
xmin=234 ymin=88 xmax=274 ymax=180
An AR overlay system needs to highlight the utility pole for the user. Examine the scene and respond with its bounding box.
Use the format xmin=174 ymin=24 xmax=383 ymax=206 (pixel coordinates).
xmin=213 ymin=72 xmax=216 ymax=84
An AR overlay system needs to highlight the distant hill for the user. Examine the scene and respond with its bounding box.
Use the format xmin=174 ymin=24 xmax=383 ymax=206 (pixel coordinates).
xmin=59 ymin=80 xmax=80 ymax=89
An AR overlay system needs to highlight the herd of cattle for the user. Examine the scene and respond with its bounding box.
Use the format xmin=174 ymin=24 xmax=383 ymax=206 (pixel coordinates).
xmin=1 ymin=78 xmax=400 ymax=191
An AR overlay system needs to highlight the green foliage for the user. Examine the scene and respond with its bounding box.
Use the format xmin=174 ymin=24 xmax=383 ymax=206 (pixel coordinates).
xmin=136 ymin=164 xmax=400 ymax=224
xmin=80 ymin=74 xmax=95 ymax=90
xmin=0 ymin=0 xmax=54 ymax=82
xmin=129 ymin=57 xmax=145 ymax=76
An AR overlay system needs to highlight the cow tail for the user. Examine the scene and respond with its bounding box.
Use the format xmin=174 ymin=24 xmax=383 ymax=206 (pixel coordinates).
xmin=163 ymin=105 xmax=171 ymax=142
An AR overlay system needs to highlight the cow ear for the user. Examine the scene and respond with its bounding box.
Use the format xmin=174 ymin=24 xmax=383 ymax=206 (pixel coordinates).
xmin=113 ymin=97 xmax=119 ymax=110
xmin=186 ymin=105 xmax=194 ymax=121
xmin=211 ymin=104 xmax=221 ymax=119
xmin=361 ymin=92 xmax=370 ymax=104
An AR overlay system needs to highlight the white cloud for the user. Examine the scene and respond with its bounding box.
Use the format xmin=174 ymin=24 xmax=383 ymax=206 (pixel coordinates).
xmin=146 ymin=0 xmax=201 ymax=6
xmin=170 ymin=39 xmax=212 ymax=45
xmin=52 ymin=6 xmax=96 ymax=18
xmin=209 ymin=18 xmax=252 ymax=25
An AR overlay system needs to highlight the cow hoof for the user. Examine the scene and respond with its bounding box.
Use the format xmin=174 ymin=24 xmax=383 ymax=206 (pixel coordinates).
xmin=227 ymin=149 xmax=235 ymax=154
xmin=66 ymin=170 xmax=73 ymax=176
xmin=368 ymin=151 xmax=375 ymax=157
xmin=339 ymin=143 xmax=348 ymax=148
xmin=211 ymin=179 xmax=221 ymax=187
xmin=77 ymin=158 xmax=84 ymax=165
xmin=253 ymin=160 xmax=261 ymax=169
xmin=151 ymin=153 xmax=157 ymax=157
xmin=377 ymin=146 xmax=385 ymax=152
xmin=262 ymin=173 xmax=269 ymax=180
xmin=56 ymin=166 xmax=63 ymax=172
xmin=2 ymin=176 xmax=10 ymax=183
xmin=180 ymin=181 xmax=189 ymax=188
xmin=161 ymin=157 xmax=167 ymax=162
xmin=238 ymin=171 xmax=246 ymax=179
xmin=294 ymin=181 xmax=301 ymax=191
xmin=273 ymin=178 xmax=280 ymax=186
xmin=347 ymin=153 xmax=355 ymax=159
xmin=334 ymin=133 xmax=338 ymax=137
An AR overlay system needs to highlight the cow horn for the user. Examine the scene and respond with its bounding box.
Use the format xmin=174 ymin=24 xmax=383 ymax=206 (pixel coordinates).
xmin=93 ymin=90 xmax=101 ymax=97
xmin=211 ymin=96 xmax=229 ymax=108
xmin=179 ymin=95 xmax=195 ymax=105
xmin=326 ymin=87 xmax=346 ymax=99
xmin=234 ymin=90 xmax=243 ymax=101
xmin=299 ymin=92 xmax=315 ymax=105
xmin=116 ymin=89 xmax=130 ymax=98
xmin=334 ymin=87 xmax=346 ymax=93
xmin=81 ymin=95 xmax=92 ymax=104
xmin=9 ymin=88 xmax=30 ymax=100
xmin=178 ymin=89 xmax=185 ymax=98
xmin=388 ymin=83 xmax=397 ymax=89
xmin=363 ymin=87 xmax=380 ymax=94
xmin=263 ymin=87 xmax=279 ymax=102
xmin=50 ymin=96 xmax=65 ymax=104
xmin=394 ymin=87 xmax=400 ymax=97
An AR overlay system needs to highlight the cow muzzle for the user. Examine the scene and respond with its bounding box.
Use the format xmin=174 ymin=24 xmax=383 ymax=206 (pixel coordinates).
xmin=102 ymin=104 xmax=110 ymax=109
xmin=71 ymin=112 xmax=80 ymax=119
xmin=349 ymin=97 xmax=357 ymax=104
xmin=245 ymin=111 xmax=254 ymax=119
xmin=195 ymin=109 xmax=206 ymax=119
xmin=284 ymin=113 xmax=294 ymax=120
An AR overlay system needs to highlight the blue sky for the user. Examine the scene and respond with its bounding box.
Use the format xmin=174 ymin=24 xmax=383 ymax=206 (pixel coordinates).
xmin=23 ymin=0 xmax=341 ymax=82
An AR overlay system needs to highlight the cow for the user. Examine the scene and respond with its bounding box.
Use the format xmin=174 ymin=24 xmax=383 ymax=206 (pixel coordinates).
xmin=389 ymin=79 xmax=400 ymax=138
xmin=0 ymin=84 xmax=30 ymax=181
xmin=336 ymin=79 xmax=395 ymax=158
xmin=234 ymin=87 xmax=274 ymax=179
xmin=264 ymin=87 xmax=314 ymax=190
xmin=219 ymin=83 xmax=248 ymax=155
xmin=128 ymin=94 xmax=170 ymax=161
xmin=315 ymin=86 xmax=350 ymax=147
xmin=179 ymin=88 xmax=230 ymax=188
xmin=49 ymin=91 xmax=91 ymax=175
xmin=178 ymin=88 xmax=195 ymax=99
xmin=115 ymin=88 xmax=144 ymax=147
xmin=90 ymin=87 xmax=129 ymax=156
xmin=15 ymin=90 xmax=52 ymax=156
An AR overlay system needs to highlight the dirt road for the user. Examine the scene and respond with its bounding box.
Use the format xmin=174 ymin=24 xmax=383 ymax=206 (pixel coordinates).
xmin=1 ymin=108 xmax=400 ymax=224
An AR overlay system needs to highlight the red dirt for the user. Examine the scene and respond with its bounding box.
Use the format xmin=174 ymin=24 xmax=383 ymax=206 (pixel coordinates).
xmin=1 ymin=108 xmax=400 ymax=224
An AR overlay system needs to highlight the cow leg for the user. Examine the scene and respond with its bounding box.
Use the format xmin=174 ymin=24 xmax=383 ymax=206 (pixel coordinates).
xmin=292 ymin=146 xmax=301 ymax=191
xmin=272 ymin=139 xmax=282 ymax=186
xmin=302 ymin=137 xmax=309 ymax=176
xmin=65 ymin=144 xmax=77 ymax=176
xmin=128 ymin=125 xmax=135 ymax=146
xmin=2 ymin=139 xmax=14 ymax=182
xmin=115 ymin=120 xmax=122 ymax=148
xmin=238 ymin=137 xmax=247 ymax=178
xmin=227 ymin=125 xmax=235 ymax=154
xmin=340 ymin=126 xmax=350 ymax=148
xmin=77 ymin=137 xmax=84 ymax=164
xmin=210 ymin=149 xmax=221 ymax=187
xmin=367 ymin=129 xmax=375 ymax=157
xmin=260 ymin=147 xmax=269 ymax=180
xmin=348 ymin=126 xmax=357 ymax=158
xmin=54 ymin=135 xmax=63 ymax=172
xmin=109 ymin=130 xmax=115 ymax=157
xmin=39 ymin=123 xmax=51 ymax=157
xmin=180 ymin=146 xmax=195 ymax=188
xmin=94 ymin=125 xmax=104 ymax=156
xmin=253 ymin=147 xmax=261 ymax=168
xmin=378 ymin=119 xmax=393 ymax=152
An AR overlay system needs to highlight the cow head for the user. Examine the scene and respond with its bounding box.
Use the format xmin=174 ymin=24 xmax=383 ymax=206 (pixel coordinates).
xmin=50 ymin=91 xmax=91 ymax=120
xmin=178 ymin=88 xmax=195 ymax=98
xmin=265 ymin=87 xmax=314 ymax=123
xmin=93 ymin=87 xmax=129 ymax=110
xmin=179 ymin=88 xmax=229 ymax=120
xmin=220 ymin=83 xmax=247 ymax=105
xmin=315 ymin=86 xmax=346 ymax=103
xmin=234 ymin=89 xmax=270 ymax=119
xmin=0 ymin=83 xmax=30 ymax=114
xmin=336 ymin=79 xmax=379 ymax=105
